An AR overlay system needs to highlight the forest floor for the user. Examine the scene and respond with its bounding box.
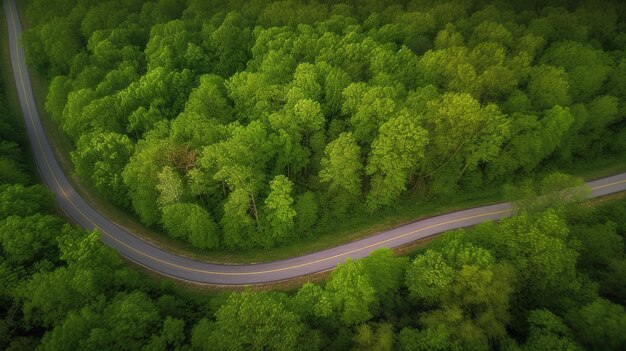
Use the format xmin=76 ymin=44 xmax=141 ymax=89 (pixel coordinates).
xmin=4 ymin=1 xmax=626 ymax=266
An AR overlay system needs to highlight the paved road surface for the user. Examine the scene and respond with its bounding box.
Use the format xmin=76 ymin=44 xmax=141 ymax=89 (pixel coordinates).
xmin=5 ymin=0 xmax=626 ymax=285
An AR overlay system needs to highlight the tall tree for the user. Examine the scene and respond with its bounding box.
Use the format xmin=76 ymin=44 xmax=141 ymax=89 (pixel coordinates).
xmin=325 ymin=258 xmax=377 ymax=326
xmin=162 ymin=203 xmax=219 ymax=249
xmin=319 ymin=132 xmax=363 ymax=215
xmin=263 ymin=175 xmax=296 ymax=244
xmin=420 ymin=93 xmax=508 ymax=194
xmin=366 ymin=110 xmax=429 ymax=210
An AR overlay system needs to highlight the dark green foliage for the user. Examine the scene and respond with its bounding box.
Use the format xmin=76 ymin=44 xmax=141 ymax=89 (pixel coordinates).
xmin=0 ymin=184 xmax=55 ymax=218
xmin=3 ymin=143 xmax=626 ymax=351
xmin=0 ymin=214 xmax=63 ymax=265
xmin=198 ymin=291 xmax=309 ymax=351
xmin=0 ymin=157 xmax=29 ymax=185
xmin=566 ymin=298 xmax=626 ymax=351
xmin=523 ymin=310 xmax=582 ymax=351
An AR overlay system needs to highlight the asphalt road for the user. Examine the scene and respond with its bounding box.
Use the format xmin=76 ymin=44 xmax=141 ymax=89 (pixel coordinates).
xmin=5 ymin=0 xmax=626 ymax=285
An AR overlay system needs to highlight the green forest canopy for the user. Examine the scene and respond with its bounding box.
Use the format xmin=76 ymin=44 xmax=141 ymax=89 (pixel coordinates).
xmin=23 ymin=0 xmax=626 ymax=250
xmin=2 ymin=47 xmax=626 ymax=351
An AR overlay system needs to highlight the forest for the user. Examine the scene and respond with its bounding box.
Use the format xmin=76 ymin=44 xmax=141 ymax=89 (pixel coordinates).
xmin=2 ymin=58 xmax=626 ymax=349
xmin=4 ymin=0 xmax=626 ymax=348
xmin=20 ymin=0 xmax=626 ymax=250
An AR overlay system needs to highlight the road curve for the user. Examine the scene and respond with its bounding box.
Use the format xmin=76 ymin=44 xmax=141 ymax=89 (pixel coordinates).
xmin=5 ymin=0 xmax=626 ymax=285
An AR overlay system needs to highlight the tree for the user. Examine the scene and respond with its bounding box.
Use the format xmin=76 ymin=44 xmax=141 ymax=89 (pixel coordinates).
xmin=82 ymin=292 xmax=161 ymax=351
xmin=433 ymin=24 xmax=463 ymax=49
xmin=360 ymin=249 xmax=408 ymax=304
xmin=123 ymin=139 xmax=170 ymax=226
xmin=80 ymin=1 xmax=138 ymax=39
xmin=319 ymin=132 xmax=363 ymax=216
xmin=72 ymin=132 xmax=134 ymax=207
xmin=18 ymin=227 xmax=135 ymax=328
xmin=572 ymin=95 xmax=621 ymax=157
xmin=483 ymin=210 xmax=584 ymax=313
xmin=209 ymin=12 xmax=253 ymax=77
xmin=419 ymin=46 xmax=478 ymax=95
xmin=291 ymin=283 xmax=332 ymax=320
xmin=162 ymin=203 xmax=219 ymax=249
xmin=220 ymin=189 xmax=257 ymax=249
xmin=258 ymin=50 xmax=298 ymax=85
xmin=128 ymin=105 xmax=166 ymax=137
xmin=38 ymin=305 xmax=101 ymax=351
xmin=325 ymin=258 xmax=376 ymax=326
xmin=354 ymin=323 xmax=394 ymax=351
xmin=155 ymin=166 xmax=185 ymax=208
xmin=366 ymin=110 xmax=429 ymax=210
xmin=118 ymin=68 xmax=195 ymax=125
xmin=538 ymin=173 xmax=591 ymax=212
xmin=527 ymin=65 xmax=571 ymax=110
xmin=183 ymin=74 xmax=233 ymax=125
xmin=398 ymin=325 xmax=452 ymax=351
xmin=600 ymin=259 xmax=626 ymax=306
xmin=342 ymin=83 xmax=397 ymax=145
xmin=319 ymin=63 xmax=352 ymax=117
xmin=421 ymin=93 xmax=508 ymax=193
xmin=0 ymin=157 xmax=30 ymax=185
xmin=22 ymin=16 xmax=82 ymax=76
xmin=268 ymin=99 xmax=325 ymax=176
xmin=0 ymin=184 xmax=55 ymax=218
xmin=191 ymin=318 xmax=214 ymax=351
xmin=541 ymin=41 xmax=611 ymax=102
xmin=202 ymin=121 xmax=273 ymax=231
xmin=369 ymin=46 xmax=421 ymax=90
xmin=39 ymin=290 xmax=161 ymax=351
xmin=205 ymin=291 xmax=307 ymax=351
xmin=0 ymin=214 xmax=63 ymax=265
xmin=469 ymin=21 xmax=513 ymax=47
xmin=293 ymin=192 xmax=318 ymax=235
xmin=143 ymin=317 xmax=186 ymax=351
xmin=288 ymin=63 xmax=322 ymax=103
xmin=489 ymin=106 xmax=574 ymax=177
xmin=405 ymin=237 xmax=514 ymax=346
xmin=225 ymin=71 xmax=283 ymax=122
xmin=567 ymin=298 xmax=626 ymax=351
xmin=170 ymin=111 xmax=227 ymax=149
xmin=263 ymin=175 xmax=296 ymax=244
xmin=45 ymin=75 xmax=73 ymax=122
xmin=405 ymin=250 xmax=455 ymax=305
xmin=523 ymin=310 xmax=582 ymax=351
xmin=145 ymin=19 xmax=198 ymax=71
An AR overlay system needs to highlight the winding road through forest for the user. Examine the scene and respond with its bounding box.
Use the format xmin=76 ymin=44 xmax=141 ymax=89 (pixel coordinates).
xmin=5 ymin=0 xmax=626 ymax=285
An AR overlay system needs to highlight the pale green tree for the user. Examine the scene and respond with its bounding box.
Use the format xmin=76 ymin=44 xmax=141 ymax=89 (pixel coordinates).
xmin=367 ymin=110 xmax=429 ymax=209
xmin=263 ymin=175 xmax=296 ymax=244
xmin=325 ymin=258 xmax=377 ymax=326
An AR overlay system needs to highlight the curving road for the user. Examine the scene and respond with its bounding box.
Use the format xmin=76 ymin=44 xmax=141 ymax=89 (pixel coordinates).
xmin=5 ymin=0 xmax=626 ymax=285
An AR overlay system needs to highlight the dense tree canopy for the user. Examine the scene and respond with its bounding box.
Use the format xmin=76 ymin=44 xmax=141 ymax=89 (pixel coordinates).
xmin=8 ymin=1 xmax=626 ymax=348
xmin=2 ymin=58 xmax=626 ymax=349
xmin=20 ymin=0 xmax=626 ymax=250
